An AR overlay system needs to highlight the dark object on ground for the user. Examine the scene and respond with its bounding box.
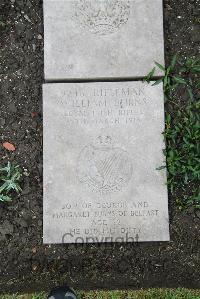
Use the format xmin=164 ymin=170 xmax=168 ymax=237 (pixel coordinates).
xmin=48 ymin=286 xmax=77 ymax=299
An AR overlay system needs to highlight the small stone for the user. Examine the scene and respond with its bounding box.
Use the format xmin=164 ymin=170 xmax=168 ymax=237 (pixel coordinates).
xmin=32 ymin=44 xmax=36 ymax=51
xmin=16 ymin=70 xmax=21 ymax=76
xmin=38 ymin=220 xmax=43 ymax=227
xmin=15 ymin=22 xmax=25 ymax=35
xmin=191 ymin=25 xmax=200 ymax=42
xmin=0 ymin=118 xmax=6 ymax=126
xmin=24 ymin=14 xmax=31 ymax=22
xmin=31 ymin=111 xmax=38 ymax=118
xmin=32 ymin=263 xmax=38 ymax=271
xmin=195 ymin=209 xmax=200 ymax=218
xmin=32 ymin=247 xmax=37 ymax=254
xmin=8 ymin=102 xmax=17 ymax=113
xmin=15 ymin=218 xmax=28 ymax=228
xmin=0 ymin=220 xmax=14 ymax=236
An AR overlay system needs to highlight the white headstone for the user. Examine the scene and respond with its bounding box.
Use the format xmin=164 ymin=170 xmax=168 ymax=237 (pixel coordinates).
xmin=43 ymin=0 xmax=165 ymax=80
xmin=43 ymin=81 xmax=169 ymax=243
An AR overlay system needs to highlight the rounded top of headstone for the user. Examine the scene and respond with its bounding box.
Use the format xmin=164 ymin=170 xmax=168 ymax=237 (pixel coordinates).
xmin=73 ymin=0 xmax=131 ymax=36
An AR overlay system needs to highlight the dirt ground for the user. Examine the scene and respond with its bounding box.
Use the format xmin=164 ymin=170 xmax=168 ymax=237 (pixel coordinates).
xmin=0 ymin=0 xmax=200 ymax=294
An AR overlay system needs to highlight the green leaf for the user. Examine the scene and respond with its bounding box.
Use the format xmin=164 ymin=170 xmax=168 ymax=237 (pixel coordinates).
xmin=0 ymin=194 xmax=12 ymax=202
xmin=0 ymin=21 xmax=6 ymax=27
xmin=191 ymin=66 xmax=200 ymax=73
xmin=164 ymin=76 xmax=168 ymax=87
xmin=155 ymin=61 xmax=165 ymax=71
xmin=0 ymin=162 xmax=22 ymax=204
xmin=187 ymin=88 xmax=194 ymax=100
xmin=156 ymin=166 xmax=166 ymax=170
xmin=144 ymin=67 xmax=156 ymax=83
xmin=170 ymin=54 xmax=178 ymax=70
xmin=152 ymin=79 xmax=163 ymax=86
xmin=166 ymin=66 xmax=171 ymax=76
xmin=0 ymin=181 xmax=8 ymax=193
xmin=173 ymin=76 xmax=186 ymax=84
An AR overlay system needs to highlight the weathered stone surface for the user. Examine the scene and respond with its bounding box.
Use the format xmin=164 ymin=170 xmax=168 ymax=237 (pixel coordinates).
xmin=43 ymin=81 xmax=169 ymax=243
xmin=43 ymin=0 xmax=165 ymax=80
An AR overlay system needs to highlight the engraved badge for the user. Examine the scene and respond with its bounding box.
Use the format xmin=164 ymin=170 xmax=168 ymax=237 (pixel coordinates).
xmin=77 ymin=135 xmax=133 ymax=194
xmin=73 ymin=0 xmax=131 ymax=36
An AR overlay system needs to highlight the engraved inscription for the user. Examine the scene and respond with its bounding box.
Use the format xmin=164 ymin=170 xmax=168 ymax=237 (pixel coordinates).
xmin=73 ymin=0 xmax=130 ymax=36
xmin=77 ymin=134 xmax=133 ymax=194
xmin=43 ymin=82 xmax=169 ymax=243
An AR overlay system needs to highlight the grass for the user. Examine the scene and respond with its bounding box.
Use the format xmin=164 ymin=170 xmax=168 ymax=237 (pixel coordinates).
xmin=145 ymin=56 xmax=200 ymax=209
xmin=0 ymin=289 xmax=200 ymax=299
xmin=0 ymin=16 xmax=7 ymax=28
xmin=144 ymin=56 xmax=200 ymax=101
xmin=163 ymin=101 xmax=200 ymax=209
xmin=0 ymin=162 xmax=22 ymax=202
